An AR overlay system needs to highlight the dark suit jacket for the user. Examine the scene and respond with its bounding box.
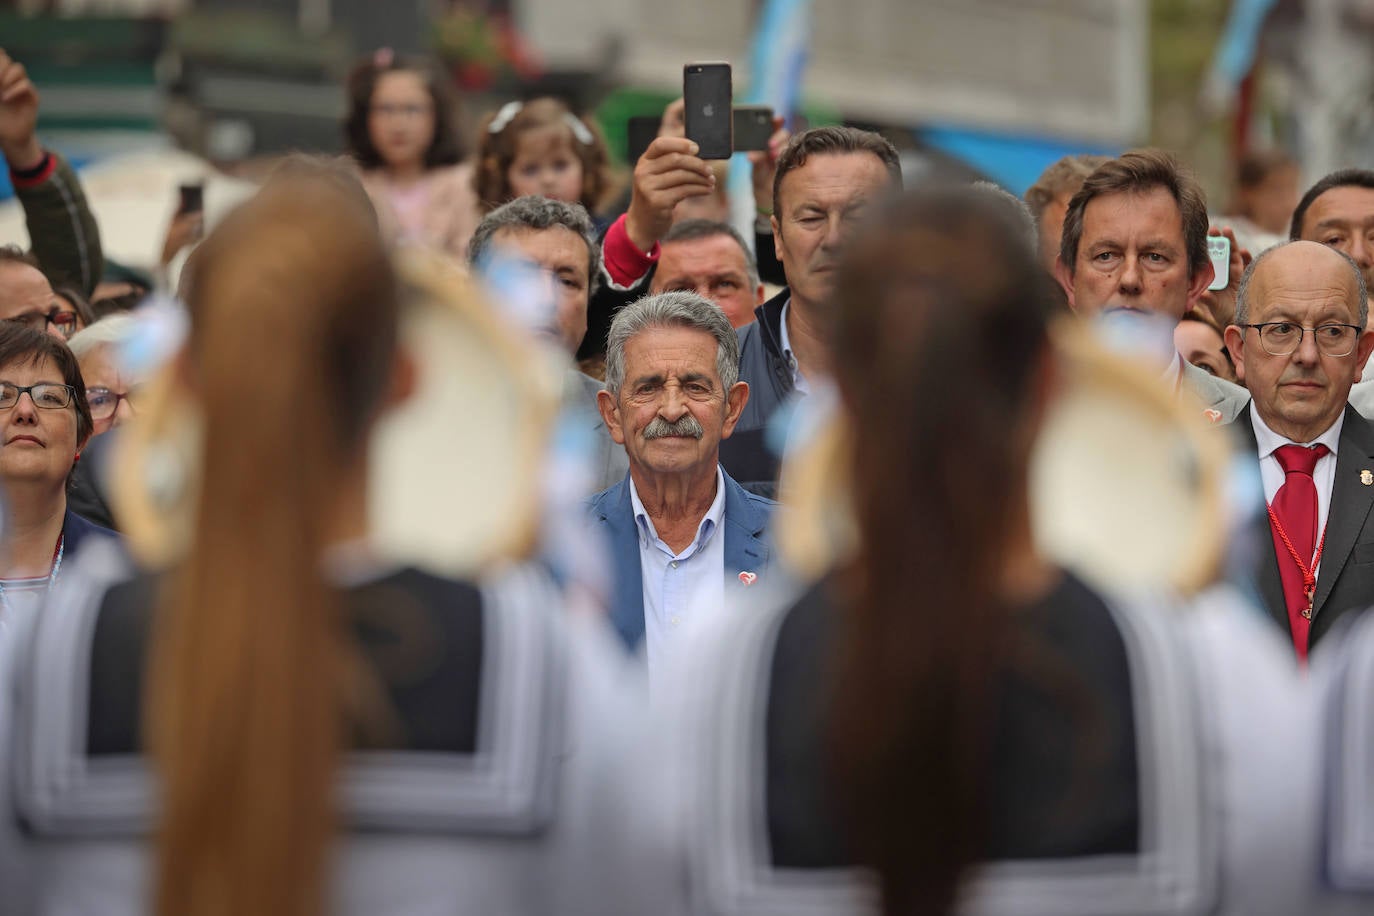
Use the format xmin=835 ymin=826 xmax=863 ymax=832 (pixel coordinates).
xmin=1230 ymin=403 xmax=1374 ymax=649
xmin=585 ymin=468 xmax=776 ymax=651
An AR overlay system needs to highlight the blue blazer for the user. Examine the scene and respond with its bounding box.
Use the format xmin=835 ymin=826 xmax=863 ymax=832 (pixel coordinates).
xmin=62 ymin=508 xmax=120 ymax=558
xmin=586 ymin=469 xmax=776 ymax=651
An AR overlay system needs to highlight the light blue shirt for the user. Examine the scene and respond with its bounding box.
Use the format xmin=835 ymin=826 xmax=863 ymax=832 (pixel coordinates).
xmin=778 ymin=301 xmax=811 ymax=397
xmin=629 ymin=465 xmax=727 ymax=671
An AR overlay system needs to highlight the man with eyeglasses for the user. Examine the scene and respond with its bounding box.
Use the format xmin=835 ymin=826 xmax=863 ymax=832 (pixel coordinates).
xmin=0 ymin=247 xmax=80 ymax=340
xmin=1223 ymin=240 xmax=1374 ymax=657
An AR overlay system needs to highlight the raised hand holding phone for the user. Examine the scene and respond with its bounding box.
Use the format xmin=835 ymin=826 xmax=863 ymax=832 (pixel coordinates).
xmin=624 ymin=136 xmax=716 ymax=253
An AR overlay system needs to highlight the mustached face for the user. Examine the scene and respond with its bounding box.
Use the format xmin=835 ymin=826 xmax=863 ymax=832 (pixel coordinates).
xmin=597 ymin=324 xmax=748 ymax=481
xmin=642 ymin=412 xmax=704 ymax=441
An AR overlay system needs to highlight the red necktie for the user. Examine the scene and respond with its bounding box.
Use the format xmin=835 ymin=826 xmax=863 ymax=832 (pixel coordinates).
xmin=1268 ymin=443 xmax=1329 ymax=660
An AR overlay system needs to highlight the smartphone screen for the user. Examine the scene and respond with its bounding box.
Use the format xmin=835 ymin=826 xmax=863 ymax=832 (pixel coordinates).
xmin=178 ymin=183 xmax=205 ymax=216
xmin=1207 ymin=235 xmax=1230 ymax=291
xmin=683 ymin=62 xmax=732 ymax=160
xmin=732 ymin=105 xmax=774 ymax=152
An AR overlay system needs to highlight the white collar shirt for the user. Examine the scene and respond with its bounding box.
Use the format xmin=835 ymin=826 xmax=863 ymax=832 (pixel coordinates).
xmin=1250 ymin=404 xmax=1344 ymax=575
xmin=779 ymin=300 xmax=811 ymax=397
xmin=629 ymin=465 xmax=728 ymax=672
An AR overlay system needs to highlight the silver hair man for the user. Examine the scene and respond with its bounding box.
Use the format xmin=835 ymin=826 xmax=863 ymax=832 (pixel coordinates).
xmin=604 ymin=290 xmax=740 ymax=395
xmin=468 ymin=195 xmax=601 ymax=294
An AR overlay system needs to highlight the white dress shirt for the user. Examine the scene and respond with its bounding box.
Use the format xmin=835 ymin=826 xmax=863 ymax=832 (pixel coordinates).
xmin=1249 ymin=404 xmax=1344 ymax=576
xmin=630 ymin=465 xmax=727 ymax=671
xmin=778 ymin=301 xmax=811 ymax=397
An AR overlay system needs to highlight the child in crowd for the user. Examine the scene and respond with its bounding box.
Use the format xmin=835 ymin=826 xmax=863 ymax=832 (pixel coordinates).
xmin=473 ymin=97 xmax=613 ymax=228
xmin=344 ymin=49 xmax=479 ymax=260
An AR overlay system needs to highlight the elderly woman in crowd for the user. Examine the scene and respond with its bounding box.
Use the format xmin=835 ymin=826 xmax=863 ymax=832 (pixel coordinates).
xmin=67 ymin=313 xmax=140 ymax=437
xmin=60 ymin=313 xmax=141 ymax=529
xmin=0 ymin=324 xmax=117 ymax=619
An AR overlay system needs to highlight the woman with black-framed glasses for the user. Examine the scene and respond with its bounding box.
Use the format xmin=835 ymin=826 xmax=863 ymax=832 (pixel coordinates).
xmin=0 ymin=324 xmax=118 ymax=621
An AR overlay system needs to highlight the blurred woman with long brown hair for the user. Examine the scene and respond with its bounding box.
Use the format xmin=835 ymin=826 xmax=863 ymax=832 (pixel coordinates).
xmin=652 ymin=187 xmax=1324 ymax=916
xmin=0 ymin=176 xmax=659 ymax=916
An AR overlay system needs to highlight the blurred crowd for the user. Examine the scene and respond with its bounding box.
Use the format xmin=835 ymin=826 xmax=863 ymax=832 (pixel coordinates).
xmin=3 ymin=41 xmax=1374 ymax=916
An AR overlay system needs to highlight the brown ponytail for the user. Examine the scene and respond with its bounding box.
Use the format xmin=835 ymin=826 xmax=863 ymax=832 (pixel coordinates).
xmin=827 ymin=189 xmax=1057 ymax=915
xmin=146 ymin=180 xmax=398 ymax=916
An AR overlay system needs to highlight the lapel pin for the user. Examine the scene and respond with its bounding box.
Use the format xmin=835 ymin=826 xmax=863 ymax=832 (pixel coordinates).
xmin=738 ymin=571 xmax=758 ymax=586
xmin=1203 ymin=408 xmax=1222 ymax=425
xmin=1362 ymin=470 xmax=1373 ymax=486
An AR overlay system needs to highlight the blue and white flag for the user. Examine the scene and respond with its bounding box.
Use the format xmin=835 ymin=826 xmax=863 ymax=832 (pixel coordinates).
xmin=731 ymin=0 xmax=815 ymax=253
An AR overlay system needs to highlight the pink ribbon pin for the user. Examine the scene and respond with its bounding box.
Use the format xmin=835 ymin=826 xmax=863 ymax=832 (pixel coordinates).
xmin=738 ymin=571 xmax=758 ymax=586
xmin=1203 ymin=408 xmax=1222 ymax=425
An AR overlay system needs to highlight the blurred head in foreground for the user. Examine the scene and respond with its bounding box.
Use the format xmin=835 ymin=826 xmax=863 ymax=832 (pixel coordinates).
xmin=150 ymin=177 xmax=401 ymax=916
xmin=827 ymin=186 xmax=1061 ymax=915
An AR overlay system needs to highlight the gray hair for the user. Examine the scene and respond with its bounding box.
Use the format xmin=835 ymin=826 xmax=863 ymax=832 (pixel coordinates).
xmin=1235 ymin=240 xmax=1369 ymax=327
xmin=467 ymin=195 xmax=601 ymax=294
xmin=67 ymin=312 xmax=139 ymax=360
xmin=970 ymin=180 xmax=1037 ymax=255
xmin=660 ymin=218 xmax=760 ymax=289
xmin=604 ymin=291 xmax=739 ymax=396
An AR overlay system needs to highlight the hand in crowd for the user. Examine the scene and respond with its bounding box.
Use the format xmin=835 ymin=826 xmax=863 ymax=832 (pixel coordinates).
xmin=160 ymin=210 xmax=204 ymax=267
xmin=624 ymin=135 xmax=716 ymax=253
xmin=1200 ymin=224 xmax=1252 ymax=328
xmin=0 ymin=48 xmax=43 ymax=171
xmin=749 ymin=115 xmax=788 ymax=217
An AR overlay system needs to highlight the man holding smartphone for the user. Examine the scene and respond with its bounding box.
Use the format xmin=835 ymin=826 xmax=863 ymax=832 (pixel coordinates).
xmin=1055 ymin=149 xmax=1249 ymax=424
xmin=581 ymin=95 xmax=789 ymax=365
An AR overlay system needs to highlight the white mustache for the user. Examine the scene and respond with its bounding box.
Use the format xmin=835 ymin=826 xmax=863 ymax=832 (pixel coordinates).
xmin=643 ymin=415 xmax=704 ymax=440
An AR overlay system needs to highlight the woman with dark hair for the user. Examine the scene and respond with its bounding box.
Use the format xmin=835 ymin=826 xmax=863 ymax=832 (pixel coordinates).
xmin=344 ymin=49 xmax=479 ymax=260
xmin=0 ymin=180 xmax=658 ymax=914
xmin=653 ymin=188 xmax=1321 ymax=916
xmin=0 ymin=324 xmax=117 ymax=620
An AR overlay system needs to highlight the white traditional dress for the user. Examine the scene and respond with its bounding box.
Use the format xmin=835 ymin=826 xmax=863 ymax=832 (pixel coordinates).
xmin=651 ymin=572 xmax=1323 ymax=916
xmin=0 ymin=539 xmax=664 ymax=916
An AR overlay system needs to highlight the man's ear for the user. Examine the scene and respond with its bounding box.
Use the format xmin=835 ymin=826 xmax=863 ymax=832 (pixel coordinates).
xmin=597 ymin=389 xmax=626 ymax=445
xmin=754 ymin=283 xmax=766 ymax=306
xmin=1185 ymin=260 xmax=1216 ymax=313
xmin=771 ymin=215 xmax=783 ymax=264
xmin=1356 ymin=329 xmax=1374 ymax=384
xmin=1223 ymin=324 xmax=1247 ymax=385
xmin=720 ymin=381 xmax=750 ymax=440
xmin=1053 ymin=255 xmax=1077 ymax=311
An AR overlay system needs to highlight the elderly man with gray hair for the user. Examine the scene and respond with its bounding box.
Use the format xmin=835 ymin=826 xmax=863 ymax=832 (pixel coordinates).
xmin=1222 ymin=239 xmax=1374 ymax=658
xmin=587 ymin=291 xmax=776 ymax=663
xmin=469 ymin=195 xmax=628 ymax=492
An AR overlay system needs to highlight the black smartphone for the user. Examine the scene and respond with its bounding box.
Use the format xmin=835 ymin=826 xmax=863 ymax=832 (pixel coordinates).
xmin=177 ymin=182 xmax=204 ymax=216
xmin=683 ymin=62 xmax=732 ymax=160
xmin=732 ymin=105 xmax=774 ymax=152
xmin=626 ymin=115 xmax=660 ymax=165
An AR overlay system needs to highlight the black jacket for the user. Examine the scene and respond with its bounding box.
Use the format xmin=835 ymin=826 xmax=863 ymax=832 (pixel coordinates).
xmin=720 ymin=289 xmax=794 ymax=497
